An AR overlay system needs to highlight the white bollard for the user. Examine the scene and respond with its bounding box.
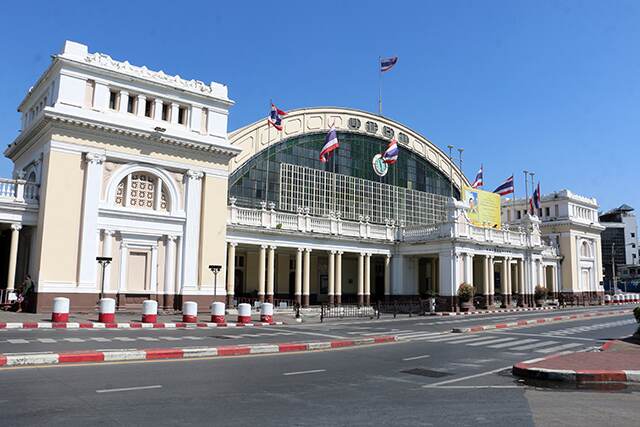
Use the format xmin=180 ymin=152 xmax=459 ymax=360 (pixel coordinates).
xmin=182 ymin=301 xmax=198 ymax=323
xmin=211 ymin=302 xmax=226 ymax=324
xmin=52 ymin=297 xmax=70 ymax=322
xmin=237 ymin=303 xmax=251 ymax=323
xmin=99 ymin=298 xmax=116 ymax=323
xmin=604 ymin=295 xmax=611 ymax=305
xmin=142 ymin=300 xmax=158 ymax=323
xmin=260 ymin=302 xmax=274 ymax=323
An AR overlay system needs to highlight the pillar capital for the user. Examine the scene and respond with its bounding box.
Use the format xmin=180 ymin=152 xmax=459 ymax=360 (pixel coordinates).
xmin=269 ymin=245 xmax=277 ymax=250
xmin=228 ymin=241 xmax=237 ymax=247
xmin=166 ymin=234 xmax=177 ymax=242
xmin=10 ymin=223 xmax=22 ymax=232
xmin=337 ymin=250 xmax=344 ymax=255
xmin=260 ymin=244 xmax=268 ymax=250
xmin=185 ymin=170 xmax=204 ymax=180
xmin=103 ymin=229 xmax=115 ymax=237
xmin=330 ymin=250 xmax=336 ymax=255
xmin=304 ymin=248 xmax=312 ymax=253
xmin=84 ymin=152 xmax=106 ymax=165
xmin=297 ymin=247 xmax=304 ymax=253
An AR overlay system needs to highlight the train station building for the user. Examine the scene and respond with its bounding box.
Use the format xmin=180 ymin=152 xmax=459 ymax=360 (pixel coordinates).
xmin=0 ymin=41 xmax=605 ymax=312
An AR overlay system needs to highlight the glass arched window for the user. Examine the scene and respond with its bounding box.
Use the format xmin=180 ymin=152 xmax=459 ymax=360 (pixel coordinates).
xmin=580 ymin=241 xmax=592 ymax=258
xmin=115 ymin=172 xmax=169 ymax=211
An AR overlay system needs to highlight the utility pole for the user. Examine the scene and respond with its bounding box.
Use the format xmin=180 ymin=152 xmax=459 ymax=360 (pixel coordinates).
xmin=523 ymin=170 xmax=529 ymax=216
xmin=448 ymin=145 xmax=454 ymax=199
xmin=611 ymin=242 xmax=616 ymax=294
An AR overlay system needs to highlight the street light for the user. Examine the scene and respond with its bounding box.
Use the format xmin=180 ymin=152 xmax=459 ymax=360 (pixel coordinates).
xmin=209 ymin=265 xmax=222 ymax=299
xmin=96 ymin=256 xmax=112 ymax=300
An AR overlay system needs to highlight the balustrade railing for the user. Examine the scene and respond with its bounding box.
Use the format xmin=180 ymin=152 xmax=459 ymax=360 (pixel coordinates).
xmin=0 ymin=178 xmax=39 ymax=204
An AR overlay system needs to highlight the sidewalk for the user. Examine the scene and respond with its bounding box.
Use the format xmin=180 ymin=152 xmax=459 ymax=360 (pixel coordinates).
xmin=513 ymin=337 xmax=640 ymax=384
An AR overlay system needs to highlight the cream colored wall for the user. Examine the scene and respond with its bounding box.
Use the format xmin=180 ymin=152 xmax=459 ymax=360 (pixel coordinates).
xmin=342 ymin=257 xmax=358 ymax=294
xmin=245 ymin=251 xmax=258 ymax=293
xmin=559 ymin=233 xmax=577 ymax=292
xmin=157 ymin=239 xmax=166 ymax=293
xmin=198 ymin=174 xmax=229 ymax=288
xmin=109 ymin=236 xmax=122 ymax=292
xmin=276 ymin=253 xmax=290 ymax=294
xmin=35 ymin=149 xmax=84 ymax=285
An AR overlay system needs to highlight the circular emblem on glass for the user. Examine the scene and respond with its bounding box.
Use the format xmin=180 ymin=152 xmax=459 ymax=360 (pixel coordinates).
xmin=372 ymin=154 xmax=388 ymax=177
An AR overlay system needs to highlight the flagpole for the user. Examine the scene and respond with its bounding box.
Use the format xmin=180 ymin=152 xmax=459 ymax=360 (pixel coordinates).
xmin=265 ymin=99 xmax=272 ymax=203
xmin=529 ymin=172 xmax=536 ymax=215
xmin=512 ymin=172 xmax=516 ymax=225
xmin=378 ymin=56 xmax=382 ymax=116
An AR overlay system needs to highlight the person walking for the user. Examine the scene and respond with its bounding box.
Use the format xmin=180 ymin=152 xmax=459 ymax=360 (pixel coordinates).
xmin=19 ymin=274 xmax=34 ymax=312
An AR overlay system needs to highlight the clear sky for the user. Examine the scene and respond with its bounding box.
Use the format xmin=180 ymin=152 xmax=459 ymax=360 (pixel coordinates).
xmin=1 ymin=1 xmax=639 ymax=212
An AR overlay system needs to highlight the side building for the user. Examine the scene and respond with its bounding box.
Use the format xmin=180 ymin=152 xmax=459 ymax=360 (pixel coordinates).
xmin=599 ymin=204 xmax=640 ymax=290
xmin=501 ymin=190 xmax=605 ymax=302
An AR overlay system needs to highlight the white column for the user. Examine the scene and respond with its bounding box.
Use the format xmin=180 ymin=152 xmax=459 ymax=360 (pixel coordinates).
xmin=136 ymin=94 xmax=147 ymax=117
xmin=258 ymin=245 xmax=267 ymax=300
xmin=170 ymin=102 xmax=179 ymax=124
xmin=153 ymin=99 xmax=163 ymax=121
xmin=364 ymin=253 xmax=371 ymax=304
xmin=153 ymin=178 xmax=163 ymax=211
xmin=226 ymin=242 xmax=237 ymax=299
xmin=295 ymin=248 xmax=303 ymax=303
xmin=384 ymin=255 xmax=391 ymax=296
xmin=6 ymin=224 xmax=21 ymax=291
xmin=150 ymin=244 xmax=158 ymax=293
xmin=483 ymin=256 xmax=489 ymax=296
xmin=101 ymin=230 xmax=114 ymax=293
xmin=488 ymin=256 xmax=495 ymax=295
xmin=164 ymin=235 xmax=177 ymax=297
xmin=118 ymin=91 xmax=129 ymax=113
xmin=181 ymin=170 xmax=203 ymax=291
xmin=519 ymin=259 xmax=525 ymax=295
xmin=77 ymin=153 xmax=106 ymax=289
xmin=335 ymin=251 xmax=343 ymax=303
xmin=118 ymin=242 xmax=129 ymax=294
xmin=303 ymin=248 xmax=311 ymax=306
xmin=462 ymin=253 xmax=471 ymax=284
xmin=267 ymin=245 xmax=276 ymax=301
xmin=357 ymin=253 xmax=364 ymax=304
xmin=328 ymin=251 xmax=335 ymax=303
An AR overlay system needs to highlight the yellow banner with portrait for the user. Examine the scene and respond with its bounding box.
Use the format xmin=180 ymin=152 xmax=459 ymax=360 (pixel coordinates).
xmin=462 ymin=186 xmax=501 ymax=228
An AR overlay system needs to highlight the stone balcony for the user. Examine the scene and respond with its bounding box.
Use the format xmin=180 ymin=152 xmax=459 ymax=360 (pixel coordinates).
xmin=0 ymin=178 xmax=39 ymax=204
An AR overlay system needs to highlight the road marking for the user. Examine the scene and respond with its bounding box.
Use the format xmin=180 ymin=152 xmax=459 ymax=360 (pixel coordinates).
xmin=466 ymin=337 xmax=516 ymax=346
xmin=283 ymin=369 xmax=326 ymax=376
xmin=432 ymin=385 xmax=520 ymax=389
xmin=402 ymin=354 xmax=431 ymax=361
xmin=486 ymin=339 xmax=538 ymax=349
xmin=277 ymin=328 xmax=346 ymax=339
xmin=444 ymin=336 xmax=503 ymax=345
xmin=489 ymin=331 xmax=597 ymax=342
xmin=37 ymin=338 xmax=57 ymax=343
xmin=535 ymin=342 xmax=583 ymax=353
xmin=7 ymin=339 xmax=29 ymax=344
xmin=96 ymin=385 xmax=162 ymax=393
xmin=423 ymin=366 xmax=512 ymax=388
xmin=508 ymin=340 xmax=559 ymax=351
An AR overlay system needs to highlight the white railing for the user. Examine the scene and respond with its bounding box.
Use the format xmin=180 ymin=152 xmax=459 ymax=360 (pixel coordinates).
xmin=0 ymin=178 xmax=39 ymax=204
xmin=228 ymin=199 xmax=542 ymax=248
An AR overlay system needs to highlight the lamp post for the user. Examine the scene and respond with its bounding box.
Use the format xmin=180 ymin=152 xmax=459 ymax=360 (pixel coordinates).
xmin=209 ymin=264 xmax=222 ymax=299
xmin=96 ymin=256 xmax=112 ymax=300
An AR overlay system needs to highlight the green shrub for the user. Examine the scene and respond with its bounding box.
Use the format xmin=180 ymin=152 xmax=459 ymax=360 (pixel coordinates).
xmin=534 ymin=285 xmax=548 ymax=300
xmin=457 ymin=283 xmax=474 ymax=303
xmin=634 ymin=306 xmax=640 ymax=324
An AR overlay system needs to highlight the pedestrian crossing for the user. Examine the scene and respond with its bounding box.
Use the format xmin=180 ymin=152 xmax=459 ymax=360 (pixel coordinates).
xmin=541 ymin=319 xmax=636 ymax=336
xmin=392 ymin=330 xmax=589 ymax=354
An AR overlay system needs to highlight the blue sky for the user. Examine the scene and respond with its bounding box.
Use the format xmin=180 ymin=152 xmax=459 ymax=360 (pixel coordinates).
xmin=1 ymin=1 xmax=639 ymax=212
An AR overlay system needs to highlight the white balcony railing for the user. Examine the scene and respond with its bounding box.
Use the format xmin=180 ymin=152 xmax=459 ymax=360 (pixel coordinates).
xmin=0 ymin=178 xmax=39 ymax=204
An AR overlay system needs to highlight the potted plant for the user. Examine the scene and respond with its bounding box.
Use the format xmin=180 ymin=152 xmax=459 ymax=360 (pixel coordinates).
xmin=458 ymin=283 xmax=475 ymax=312
xmin=534 ymin=285 xmax=548 ymax=307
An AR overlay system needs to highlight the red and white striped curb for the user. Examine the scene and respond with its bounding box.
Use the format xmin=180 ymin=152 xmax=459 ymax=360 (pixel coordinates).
xmin=452 ymin=309 xmax=632 ymax=333
xmin=0 ymin=335 xmax=398 ymax=368
xmin=512 ymin=353 xmax=640 ymax=384
xmin=430 ymin=306 xmax=557 ymax=316
xmin=0 ymin=321 xmax=284 ymax=330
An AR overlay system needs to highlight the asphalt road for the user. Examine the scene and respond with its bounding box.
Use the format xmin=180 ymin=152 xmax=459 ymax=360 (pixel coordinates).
xmin=0 ymin=306 xmax=637 ymax=426
xmin=0 ymin=305 xmax=631 ymax=354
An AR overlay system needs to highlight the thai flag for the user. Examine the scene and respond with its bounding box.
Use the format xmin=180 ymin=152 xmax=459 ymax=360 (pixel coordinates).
xmin=380 ymin=56 xmax=398 ymax=73
xmin=532 ymin=182 xmax=541 ymax=209
xmin=382 ymin=139 xmax=399 ymax=164
xmin=268 ymin=103 xmax=287 ymax=131
xmin=471 ymin=165 xmax=483 ymax=188
xmin=320 ymin=126 xmax=340 ymax=163
xmin=493 ymin=175 xmax=514 ymax=196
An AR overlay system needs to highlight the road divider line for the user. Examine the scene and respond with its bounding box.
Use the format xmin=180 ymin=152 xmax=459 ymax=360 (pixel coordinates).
xmin=283 ymin=369 xmax=326 ymax=376
xmin=96 ymin=385 xmax=162 ymax=393
xmin=423 ymin=365 xmax=512 ymax=388
xmin=402 ymin=354 xmax=431 ymax=361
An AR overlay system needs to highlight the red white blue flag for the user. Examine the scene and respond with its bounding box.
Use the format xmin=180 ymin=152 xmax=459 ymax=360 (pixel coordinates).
xmin=493 ymin=175 xmax=514 ymax=196
xmin=268 ymin=103 xmax=287 ymax=131
xmin=530 ymin=182 xmax=541 ymax=213
xmin=471 ymin=165 xmax=483 ymax=188
xmin=380 ymin=56 xmax=398 ymax=73
xmin=320 ymin=126 xmax=340 ymax=163
xmin=382 ymin=139 xmax=399 ymax=164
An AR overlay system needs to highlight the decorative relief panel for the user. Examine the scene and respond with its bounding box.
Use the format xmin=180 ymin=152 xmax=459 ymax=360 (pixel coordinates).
xmin=284 ymin=118 xmax=302 ymax=135
xmin=306 ymin=115 xmax=323 ymax=130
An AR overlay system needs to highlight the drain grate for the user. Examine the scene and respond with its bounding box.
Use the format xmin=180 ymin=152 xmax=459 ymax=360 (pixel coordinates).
xmin=401 ymin=368 xmax=451 ymax=378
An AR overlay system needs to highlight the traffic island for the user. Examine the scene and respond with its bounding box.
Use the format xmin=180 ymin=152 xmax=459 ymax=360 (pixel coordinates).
xmin=512 ymin=339 xmax=640 ymax=384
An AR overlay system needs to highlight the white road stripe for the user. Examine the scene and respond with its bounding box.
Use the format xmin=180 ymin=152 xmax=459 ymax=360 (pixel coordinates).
xmin=137 ymin=337 xmax=160 ymax=341
xmin=465 ymin=337 xmax=516 ymax=346
xmin=96 ymin=385 xmax=162 ymax=393
xmin=486 ymin=339 xmax=538 ymax=349
xmin=535 ymin=342 xmax=583 ymax=354
xmin=113 ymin=337 xmax=136 ymax=342
xmin=402 ymin=354 xmax=431 ymax=361
xmin=443 ymin=336 xmax=504 ymax=345
xmin=423 ymin=366 xmax=512 ymax=388
xmin=63 ymin=338 xmax=85 ymax=343
xmin=7 ymin=339 xmax=29 ymax=344
xmin=508 ymin=340 xmax=559 ymax=351
xmin=90 ymin=337 xmax=111 ymax=342
xmin=37 ymin=338 xmax=57 ymax=343
xmin=283 ymin=369 xmax=326 ymax=376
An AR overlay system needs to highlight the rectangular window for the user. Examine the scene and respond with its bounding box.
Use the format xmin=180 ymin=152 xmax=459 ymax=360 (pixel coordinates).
xmin=545 ymin=207 xmax=550 ymax=217
xmin=161 ymin=102 xmax=170 ymax=121
xmin=517 ymin=210 xmax=522 ymax=220
xmin=178 ymin=106 xmax=188 ymax=125
xmin=144 ymin=99 xmax=154 ymax=118
xmin=201 ymin=108 xmax=208 ymax=134
xmin=109 ymin=90 xmax=119 ymax=110
xmin=127 ymin=95 xmax=136 ymax=114
xmin=84 ymin=80 xmax=95 ymax=108
xmin=631 ymin=232 xmax=636 ymax=238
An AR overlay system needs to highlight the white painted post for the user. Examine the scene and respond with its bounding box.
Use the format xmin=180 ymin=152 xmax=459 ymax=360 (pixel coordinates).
xmin=142 ymin=300 xmax=158 ymax=323
xmin=51 ymin=297 xmax=70 ymax=323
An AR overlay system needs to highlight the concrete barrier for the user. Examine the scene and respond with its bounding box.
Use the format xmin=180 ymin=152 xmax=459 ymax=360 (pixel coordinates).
xmin=182 ymin=302 xmax=198 ymax=323
xmin=142 ymin=300 xmax=158 ymax=323
xmin=51 ymin=297 xmax=70 ymax=322
xmin=237 ymin=303 xmax=251 ymax=323
xmin=211 ymin=302 xmax=225 ymax=323
xmin=99 ymin=298 xmax=116 ymax=323
xmin=260 ymin=302 xmax=273 ymax=323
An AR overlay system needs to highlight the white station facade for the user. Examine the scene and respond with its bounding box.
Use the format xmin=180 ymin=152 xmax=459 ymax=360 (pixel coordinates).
xmin=0 ymin=41 xmax=604 ymax=312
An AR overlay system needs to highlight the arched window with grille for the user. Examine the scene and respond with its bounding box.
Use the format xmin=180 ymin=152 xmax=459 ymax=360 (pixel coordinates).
xmin=114 ymin=171 xmax=169 ymax=211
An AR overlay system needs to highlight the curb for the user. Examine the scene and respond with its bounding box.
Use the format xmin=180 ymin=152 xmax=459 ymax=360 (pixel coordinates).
xmin=431 ymin=306 xmax=557 ymax=316
xmin=452 ymin=309 xmax=631 ymax=333
xmin=0 ymin=321 xmax=284 ymax=330
xmin=0 ymin=335 xmax=398 ymax=368
xmin=512 ymin=353 xmax=640 ymax=384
